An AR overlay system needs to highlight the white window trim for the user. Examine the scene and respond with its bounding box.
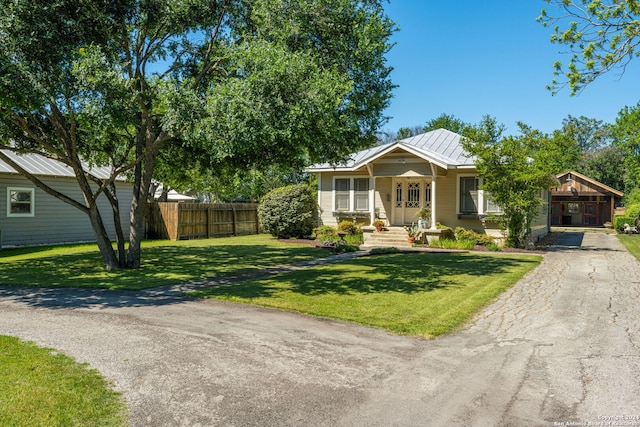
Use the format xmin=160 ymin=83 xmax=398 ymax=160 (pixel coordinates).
xmin=7 ymin=187 xmax=35 ymax=218
xmin=332 ymin=176 xmax=370 ymax=212
xmin=457 ymin=175 xmax=503 ymax=215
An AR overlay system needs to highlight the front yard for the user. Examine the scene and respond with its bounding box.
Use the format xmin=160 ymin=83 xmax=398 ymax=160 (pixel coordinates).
xmin=0 ymin=235 xmax=327 ymax=290
xmin=190 ymin=251 xmax=542 ymax=338
xmin=0 ymin=235 xmax=542 ymax=337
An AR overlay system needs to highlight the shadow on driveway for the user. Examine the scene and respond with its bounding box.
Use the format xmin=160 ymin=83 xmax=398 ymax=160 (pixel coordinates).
xmin=0 ymin=286 xmax=188 ymax=310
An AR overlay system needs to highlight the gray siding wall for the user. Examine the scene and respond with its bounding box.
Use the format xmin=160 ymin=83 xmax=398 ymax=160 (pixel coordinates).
xmin=0 ymin=173 xmax=133 ymax=247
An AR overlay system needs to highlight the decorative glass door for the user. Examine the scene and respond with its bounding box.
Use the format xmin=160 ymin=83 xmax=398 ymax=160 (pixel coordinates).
xmin=393 ymin=179 xmax=430 ymax=225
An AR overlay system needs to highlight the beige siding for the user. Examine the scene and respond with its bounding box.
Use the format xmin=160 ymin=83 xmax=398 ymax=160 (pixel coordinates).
xmin=374 ymin=177 xmax=392 ymax=224
xmin=0 ymin=174 xmax=132 ymax=247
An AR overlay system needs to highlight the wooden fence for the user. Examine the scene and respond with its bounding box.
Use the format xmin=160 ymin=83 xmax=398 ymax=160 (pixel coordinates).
xmin=146 ymin=202 xmax=260 ymax=240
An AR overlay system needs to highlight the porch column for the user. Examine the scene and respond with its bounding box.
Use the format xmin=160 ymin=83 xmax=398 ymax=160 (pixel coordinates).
xmin=430 ymin=176 xmax=437 ymax=229
xmin=369 ymin=177 xmax=376 ymax=226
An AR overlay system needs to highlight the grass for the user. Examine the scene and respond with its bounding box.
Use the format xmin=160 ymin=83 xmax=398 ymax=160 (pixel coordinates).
xmin=428 ymin=238 xmax=476 ymax=250
xmin=190 ymin=252 xmax=542 ymax=338
xmin=0 ymin=235 xmax=328 ymax=290
xmin=618 ymin=233 xmax=640 ymax=259
xmin=0 ymin=335 xmax=127 ymax=427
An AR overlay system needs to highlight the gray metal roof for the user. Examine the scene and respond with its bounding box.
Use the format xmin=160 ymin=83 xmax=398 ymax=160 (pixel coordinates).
xmin=0 ymin=149 xmax=125 ymax=181
xmin=307 ymin=128 xmax=476 ymax=171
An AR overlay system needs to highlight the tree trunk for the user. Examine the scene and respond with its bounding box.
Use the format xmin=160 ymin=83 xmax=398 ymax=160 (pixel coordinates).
xmin=87 ymin=204 xmax=120 ymax=271
xmin=106 ymin=182 xmax=127 ymax=268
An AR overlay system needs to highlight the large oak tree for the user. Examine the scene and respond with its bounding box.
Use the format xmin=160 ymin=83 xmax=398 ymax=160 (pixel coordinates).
xmin=0 ymin=0 xmax=395 ymax=269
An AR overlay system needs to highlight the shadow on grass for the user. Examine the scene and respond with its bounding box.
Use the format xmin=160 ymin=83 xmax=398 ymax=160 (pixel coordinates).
xmin=0 ymin=243 xmax=327 ymax=290
xmin=201 ymin=252 xmax=542 ymax=299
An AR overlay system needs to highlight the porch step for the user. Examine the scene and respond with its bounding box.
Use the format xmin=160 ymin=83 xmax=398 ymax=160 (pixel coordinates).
xmin=361 ymin=227 xmax=414 ymax=249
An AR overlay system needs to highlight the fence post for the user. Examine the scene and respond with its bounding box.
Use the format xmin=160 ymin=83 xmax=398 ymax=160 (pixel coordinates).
xmin=231 ymin=204 xmax=237 ymax=236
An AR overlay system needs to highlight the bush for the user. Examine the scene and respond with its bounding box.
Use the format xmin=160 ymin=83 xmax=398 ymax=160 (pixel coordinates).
xmin=429 ymin=238 xmax=476 ymax=250
xmin=454 ymin=227 xmax=494 ymax=246
xmin=314 ymin=225 xmax=337 ymax=242
xmin=333 ymin=244 xmax=359 ymax=254
xmin=337 ymin=220 xmax=360 ymax=235
xmin=258 ymin=184 xmax=317 ymax=239
xmin=614 ymin=215 xmax=635 ymax=233
xmin=369 ymin=247 xmax=400 ymax=255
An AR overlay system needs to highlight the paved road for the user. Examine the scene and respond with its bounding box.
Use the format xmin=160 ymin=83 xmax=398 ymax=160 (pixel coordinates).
xmin=1 ymin=232 xmax=639 ymax=426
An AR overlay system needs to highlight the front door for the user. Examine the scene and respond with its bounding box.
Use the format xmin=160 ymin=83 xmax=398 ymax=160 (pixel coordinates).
xmin=393 ymin=179 xmax=430 ymax=225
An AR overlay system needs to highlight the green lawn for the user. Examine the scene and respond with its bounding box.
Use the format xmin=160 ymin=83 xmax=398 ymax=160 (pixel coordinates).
xmin=0 ymin=235 xmax=328 ymax=290
xmin=618 ymin=234 xmax=640 ymax=259
xmin=0 ymin=335 xmax=127 ymax=427
xmin=191 ymin=252 xmax=542 ymax=338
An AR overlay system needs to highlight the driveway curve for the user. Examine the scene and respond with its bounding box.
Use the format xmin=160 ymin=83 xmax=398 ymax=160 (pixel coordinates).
xmin=1 ymin=232 xmax=639 ymax=426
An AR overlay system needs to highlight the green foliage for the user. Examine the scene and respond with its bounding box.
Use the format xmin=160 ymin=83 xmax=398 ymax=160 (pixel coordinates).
xmin=487 ymin=243 xmax=502 ymax=252
xmin=538 ymin=1 xmax=640 ymax=94
xmin=333 ymin=244 xmax=359 ymax=254
xmin=338 ymin=220 xmax=360 ymax=235
xmin=611 ymin=102 xmax=640 ymax=193
xmin=369 ymin=247 xmax=401 ymax=255
xmin=373 ymin=219 xmax=385 ymax=228
xmin=454 ymin=227 xmax=495 ymax=246
xmin=462 ymin=117 xmax=568 ymax=248
xmin=623 ymin=188 xmax=640 ymax=219
xmin=614 ymin=215 xmax=635 ymax=233
xmin=429 ymin=239 xmax=476 ymax=250
xmin=314 ymin=225 xmax=337 ymax=242
xmin=258 ymin=184 xmax=317 ymax=239
xmin=423 ymin=113 xmax=469 ymax=134
xmin=0 ymin=0 xmax=396 ymax=269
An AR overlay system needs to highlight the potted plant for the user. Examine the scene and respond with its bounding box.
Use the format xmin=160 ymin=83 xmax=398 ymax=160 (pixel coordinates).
xmin=404 ymin=223 xmax=420 ymax=243
xmin=416 ymin=207 xmax=431 ymax=229
xmin=373 ymin=220 xmax=385 ymax=232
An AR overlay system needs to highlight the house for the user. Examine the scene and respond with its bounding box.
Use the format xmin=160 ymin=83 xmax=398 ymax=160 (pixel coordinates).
xmin=550 ymin=171 xmax=624 ymax=227
xmin=306 ymin=129 xmax=550 ymax=245
xmin=0 ymin=150 xmax=133 ymax=247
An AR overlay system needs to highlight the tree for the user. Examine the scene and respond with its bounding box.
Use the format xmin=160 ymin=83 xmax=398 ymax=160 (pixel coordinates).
xmin=538 ymin=0 xmax=640 ymax=94
xmin=395 ymin=126 xmax=423 ymax=140
xmin=462 ymin=116 xmax=575 ymax=248
xmin=0 ymin=0 xmax=396 ymax=270
xmin=610 ymin=101 xmax=640 ymax=192
xmin=423 ymin=113 xmax=469 ymax=134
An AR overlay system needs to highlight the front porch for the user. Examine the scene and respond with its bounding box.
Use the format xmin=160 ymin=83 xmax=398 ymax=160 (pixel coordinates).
xmin=360 ymin=226 xmax=446 ymax=249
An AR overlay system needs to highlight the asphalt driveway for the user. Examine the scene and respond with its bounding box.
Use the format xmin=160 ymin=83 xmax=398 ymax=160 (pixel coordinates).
xmin=1 ymin=232 xmax=639 ymax=426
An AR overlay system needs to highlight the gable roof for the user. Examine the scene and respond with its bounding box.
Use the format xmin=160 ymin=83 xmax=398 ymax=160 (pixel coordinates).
xmin=306 ymin=128 xmax=475 ymax=172
xmin=556 ymin=170 xmax=624 ymax=197
xmin=0 ymin=149 xmax=125 ymax=181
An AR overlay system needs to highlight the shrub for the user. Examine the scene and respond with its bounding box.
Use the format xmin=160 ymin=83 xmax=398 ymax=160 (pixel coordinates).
xmin=487 ymin=243 xmax=502 ymax=252
xmin=429 ymin=238 xmax=475 ymax=250
xmin=337 ymin=220 xmax=360 ymax=235
xmin=614 ymin=215 xmax=635 ymax=233
xmin=333 ymin=244 xmax=359 ymax=254
xmin=369 ymin=247 xmax=400 ymax=255
xmin=454 ymin=227 xmax=494 ymax=246
xmin=314 ymin=225 xmax=337 ymax=242
xmin=258 ymin=184 xmax=317 ymax=239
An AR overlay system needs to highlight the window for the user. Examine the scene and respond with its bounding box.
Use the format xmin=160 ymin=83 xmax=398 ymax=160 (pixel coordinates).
xmin=7 ymin=187 xmax=35 ymax=217
xmin=568 ymin=203 xmax=579 ymax=214
xmin=483 ymin=192 xmax=503 ymax=213
xmin=459 ymin=177 xmax=478 ymax=214
xmin=335 ymin=179 xmax=350 ymax=211
xmin=353 ymin=178 xmax=369 ymax=211
xmin=334 ymin=177 xmax=369 ymax=212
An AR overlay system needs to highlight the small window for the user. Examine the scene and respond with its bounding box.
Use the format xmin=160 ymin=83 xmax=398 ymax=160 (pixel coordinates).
xmin=7 ymin=187 xmax=35 ymax=217
xmin=568 ymin=203 xmax=579 ymax=214
xmin=459 ymin=177 xmax=478 ymax=214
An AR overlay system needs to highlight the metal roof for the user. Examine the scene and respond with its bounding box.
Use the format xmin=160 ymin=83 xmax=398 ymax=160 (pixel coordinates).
xmin=0 ymin=149 xmax=125 ymax=181
xmin=306 ymin=128 xmax=476 ymax=171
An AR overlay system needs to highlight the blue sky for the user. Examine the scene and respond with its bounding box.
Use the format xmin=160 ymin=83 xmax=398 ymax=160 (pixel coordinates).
xmin=381 ymin=1 xmax=640 ymax=136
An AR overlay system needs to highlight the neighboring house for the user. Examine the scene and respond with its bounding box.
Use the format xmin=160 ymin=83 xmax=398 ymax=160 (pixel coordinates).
xmin=306 ymin=129 xmax=550 ymax=243
xmin=550 ymin=171 xmax=623 ymax=227
xmin=0 ymin=150 xmax=133 ymax=247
